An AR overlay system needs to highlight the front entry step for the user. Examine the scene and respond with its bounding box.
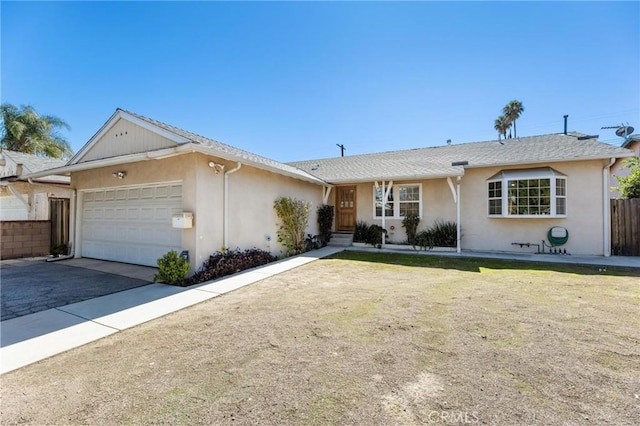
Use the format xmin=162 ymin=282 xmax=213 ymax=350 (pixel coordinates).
xmin=328 ymin=233 xmax=353 ymax=247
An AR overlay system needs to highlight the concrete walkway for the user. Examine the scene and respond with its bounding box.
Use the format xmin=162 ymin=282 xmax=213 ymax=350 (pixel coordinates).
xmin=0 ymin=247 xmax=344 ymax=375
xmin=345 ymin=246 xmax=640 ymax=269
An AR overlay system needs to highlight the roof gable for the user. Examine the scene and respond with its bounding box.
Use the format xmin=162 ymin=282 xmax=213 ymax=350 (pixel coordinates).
xmin=70 ymin=109 xmax=190 ymax=164
xmin=41 ymin=109 xmax=327 ymax=186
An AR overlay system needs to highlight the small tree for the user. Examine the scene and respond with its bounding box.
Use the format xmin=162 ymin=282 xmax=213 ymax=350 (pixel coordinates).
xmin=1 ymin=103 xmax=73 ymax=159
xmin=274 ymin=197 xmax=311 ymax=255
xmin=614 ymin=156 xmax=640 ymax=199
xmin=317 ymin=204 xmax=334 ymax=247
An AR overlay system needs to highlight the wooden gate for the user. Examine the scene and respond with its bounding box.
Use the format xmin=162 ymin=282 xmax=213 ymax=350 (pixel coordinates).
xmin=50 ymin=198 xmax=70 ymax=249
xmin=611 ymin=198 xmax=640 ymax=256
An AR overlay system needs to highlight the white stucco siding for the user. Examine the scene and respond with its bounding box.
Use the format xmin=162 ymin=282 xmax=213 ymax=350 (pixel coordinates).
xmin=73 ymin=154 xmax=202 ymax=269
xmin=80 ymin=119 xmax=178 ymax=163
xmin=460 ymin=160 xmax=607 ymax=255
xmin=0 ymin=182 xmax=71 ymax=221
xmin=227 ymin=165 xmax=324 ymax=255
xmin=71 ymin=153 xmax=324 ymax=270
xmin=0 ymin=195 xmax=28 ymax=220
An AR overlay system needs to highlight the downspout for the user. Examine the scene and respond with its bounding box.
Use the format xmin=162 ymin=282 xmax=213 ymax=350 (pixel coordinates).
xmin=603 ymin=157 xmax=615 ymax=256
xmin=224 ymin=162 xmax=242 ymax=249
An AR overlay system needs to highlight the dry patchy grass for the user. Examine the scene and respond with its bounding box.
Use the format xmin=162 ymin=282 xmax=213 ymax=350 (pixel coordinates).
xmin=1 ymin=252 xmax=639 ymax=425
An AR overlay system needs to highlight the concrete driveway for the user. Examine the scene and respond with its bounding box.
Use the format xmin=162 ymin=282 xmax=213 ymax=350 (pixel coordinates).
xmin=0 ymin=258 xmax=157 ymax=321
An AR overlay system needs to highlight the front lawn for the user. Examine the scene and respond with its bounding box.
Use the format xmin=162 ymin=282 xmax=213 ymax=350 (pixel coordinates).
xmin=2 ymin=252 xmax=638 ymax=425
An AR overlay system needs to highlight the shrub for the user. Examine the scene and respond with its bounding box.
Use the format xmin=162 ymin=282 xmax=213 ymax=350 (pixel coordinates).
xmin=353 ymin=220 xmax=370 ymax=243
xmin=412 ymin=220 xmax=458 ymax=250
xmin=186 ymin=248 xmax=276 ymax=285
xmin=413 ymin=230 xmax=434 ymax=251
xmin=430 ymin=219 xmax=458 ymax=247
xmin=154 ymin=250 xmax=190 ymax=286
xmin=50 ymin=243 xmax=68 ymax=257
xmin=317 ymin=204 xmax=334 ymax=247
xmin=401 ymin=214 xmax=421 ymax=245
xmin=366 ymin=224 xmax=387 ymax=246
xmin=305 ymin=234 xmax=320 ymax=251
xmin=353 ymin=220 xmax=387 ymax=246
xmin=274 ymin=197 xmax=311 ymax=255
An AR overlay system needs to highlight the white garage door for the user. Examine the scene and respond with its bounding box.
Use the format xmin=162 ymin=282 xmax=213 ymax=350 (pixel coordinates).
xmin=81 ymin=183 xmax=183 ymax=266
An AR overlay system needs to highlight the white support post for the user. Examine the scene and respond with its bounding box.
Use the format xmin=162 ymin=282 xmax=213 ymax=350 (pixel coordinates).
xmin=322 ymin=186 xmax=332 ymax=205
xmin=446 ymin=177 xmax=457 ymax=203
xmin=381 ymin=180 xmax=386 ymax=246
xmin=456 ymin=177 xmax=461 ymax=254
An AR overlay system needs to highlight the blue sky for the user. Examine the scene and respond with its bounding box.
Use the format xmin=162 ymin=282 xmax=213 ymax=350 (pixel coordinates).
xmin=2 ymin=1 xmax=638 ymax=161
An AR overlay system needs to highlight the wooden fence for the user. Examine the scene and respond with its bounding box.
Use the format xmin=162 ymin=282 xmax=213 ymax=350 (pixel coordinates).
xmin=611 ymin=198 xmax=640 ymax=256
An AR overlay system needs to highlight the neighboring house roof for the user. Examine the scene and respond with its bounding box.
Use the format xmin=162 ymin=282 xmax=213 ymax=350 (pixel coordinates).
xmin=0 ymin=150 xmax=69 ymax=184
xmin=290 ymin=133 xmax=635 ymax=183
xmin=621 ymin=135 xmax=640 ymax=151
xmin=29 ymin=109 xmax=327 ymax=186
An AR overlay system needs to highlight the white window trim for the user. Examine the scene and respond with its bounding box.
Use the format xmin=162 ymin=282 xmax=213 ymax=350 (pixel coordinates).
xmin=373 ymin=183 xmax=422 ymax=219
xmin=487 ymin=169 xmax=568 ymax=218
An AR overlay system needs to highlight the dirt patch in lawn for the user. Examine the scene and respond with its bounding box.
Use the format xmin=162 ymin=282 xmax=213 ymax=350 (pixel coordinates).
xmin=2 ymin=252 xmax=639 ymax=425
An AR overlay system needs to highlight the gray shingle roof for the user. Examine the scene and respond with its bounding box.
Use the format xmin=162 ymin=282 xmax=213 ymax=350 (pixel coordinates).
xmin=1 ymin=150 xmax=67 ymax=174
xmin=289 ymin=133 xmax=634 ymax=183
xmin=118 ymin=109 xmax=327 ymax=185
xmin=1 ymin=150 xmax=70 ymax=183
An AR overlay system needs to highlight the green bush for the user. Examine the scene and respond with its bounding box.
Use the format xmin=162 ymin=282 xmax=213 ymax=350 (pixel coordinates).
xmin=50 ymin=243 xmax=68 ymax=256
xmin=412 ymin=220 xmax=458 ymax=251
xmin=274 ymin=196 xmax=311 ymax=255
xmin=614 ymin=156 xmax=640 ymax=199
xmin=401 ymin=214 xmax=421 ymax=245
xmin=430 ymin=219 xmax=458 ymax=247
xmin=154 ymin=250 xmax=190 ymax=286
xmin=185 ymin=248 xmax=276 ymax=285
xmin=353 ymin=220 xmax=370 ymax=243
xmin=353 ymin=220 xmax=387 ymax=246
xmin=413 ymin=230 xmax=434 ymax=250
xmin=317 ymin=204 xmax=334 ymax=247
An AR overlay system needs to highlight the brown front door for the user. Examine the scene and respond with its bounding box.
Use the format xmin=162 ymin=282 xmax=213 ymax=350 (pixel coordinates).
xmin=336 ymin=186 xmax=356 ymax=231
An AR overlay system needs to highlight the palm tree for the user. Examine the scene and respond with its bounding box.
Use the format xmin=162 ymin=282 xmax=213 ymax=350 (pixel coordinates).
xmin=1 ymin=104 xmax=73 ymax=159
xmin=503 ymin=100 xmax=524 ymax=138
xmin=494 ymin=115 xmax=510 ymax=141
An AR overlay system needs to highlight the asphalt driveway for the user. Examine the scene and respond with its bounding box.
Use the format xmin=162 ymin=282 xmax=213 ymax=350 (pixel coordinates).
xmin=1 ymin=259 xmax=153 ymax=321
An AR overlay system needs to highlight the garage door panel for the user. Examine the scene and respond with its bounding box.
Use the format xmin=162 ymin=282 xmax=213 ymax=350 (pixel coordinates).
xmin=81 ymin=184 xmax=182 ymax=267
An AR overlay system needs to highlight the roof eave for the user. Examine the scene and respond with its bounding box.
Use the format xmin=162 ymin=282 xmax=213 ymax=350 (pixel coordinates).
xmin=23 ymin=144 xmax=329 ymax=186
xmin=463 ymin=152 xmax=636 ymax=170
xmin=185 ymin=144 xmax=328 ymax=186
xmin=323 ymin=170 xmax=465 ymax=185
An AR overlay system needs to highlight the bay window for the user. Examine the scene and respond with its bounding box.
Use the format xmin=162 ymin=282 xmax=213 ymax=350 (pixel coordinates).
xmin=487 ymin=168 xmax=567 ymax=217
